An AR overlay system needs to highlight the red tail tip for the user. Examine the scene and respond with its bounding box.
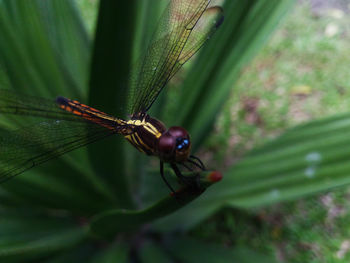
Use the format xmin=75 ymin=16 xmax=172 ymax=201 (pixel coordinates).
xmin=209 ymin=171 xmax=223 ymax=182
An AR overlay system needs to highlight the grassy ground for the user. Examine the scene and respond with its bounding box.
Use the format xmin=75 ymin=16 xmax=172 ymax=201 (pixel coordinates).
xmin=199 ymin=2 xmax=350 ymax=263
xmin=209 ymin=2 xmax=350 ymax=164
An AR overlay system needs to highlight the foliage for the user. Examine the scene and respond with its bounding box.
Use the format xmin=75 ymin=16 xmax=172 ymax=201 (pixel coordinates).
xmin=9 ymin=0 xmax=350 ymax=262
xmin=208 ymin=3 xmax=350 ymax=262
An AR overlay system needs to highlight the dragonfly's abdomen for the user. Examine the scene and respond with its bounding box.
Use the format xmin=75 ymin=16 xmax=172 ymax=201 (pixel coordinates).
xmin=124 ymin=113 xmax=166 ymax=155
xmin=56 ymin=96 xmax=127 ymax=132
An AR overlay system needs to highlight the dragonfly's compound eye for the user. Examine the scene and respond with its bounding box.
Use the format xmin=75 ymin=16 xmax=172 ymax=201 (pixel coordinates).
xmin=168 ymin=126 xmax=189 ymax=140
xmin=158 ymin=133 xmax=176 ymax=156
xmin=168 ymin=126 xmax=191 ymax=162
xmin=168 ymin=127 xmax=190 ymax=151
xmin=158 ymin=127 xmax=191 ymax=162
xmin=176 ymin=137 xmax=190 ymax=151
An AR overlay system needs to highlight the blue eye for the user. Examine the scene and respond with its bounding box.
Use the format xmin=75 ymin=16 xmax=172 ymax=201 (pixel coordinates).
xmin=176 ymin=138 xmax=189 ymax=150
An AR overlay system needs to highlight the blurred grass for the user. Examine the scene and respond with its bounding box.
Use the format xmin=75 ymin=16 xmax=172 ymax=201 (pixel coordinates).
xmin=209 ymin=2 xmax=350 ymax=162
xmin=198 ymin=2 xmax=350 ymax=263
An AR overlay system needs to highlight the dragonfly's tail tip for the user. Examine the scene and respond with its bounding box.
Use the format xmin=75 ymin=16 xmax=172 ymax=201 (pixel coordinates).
xmin=55 ymin=96 xmax=66 ymax=104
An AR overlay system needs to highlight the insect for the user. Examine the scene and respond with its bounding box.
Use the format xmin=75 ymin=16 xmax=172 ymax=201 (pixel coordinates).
xmin=0 ymin=0 xmax=223 ymax=192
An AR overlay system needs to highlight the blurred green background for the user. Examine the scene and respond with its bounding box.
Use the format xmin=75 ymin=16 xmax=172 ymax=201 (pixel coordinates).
xmin=198 ymin=1 xmax=350 ymax=262
xmin=0 ymin=0 xmax=350 ymax=262
xmin=78 ymin=0 xmax=350 ymax=261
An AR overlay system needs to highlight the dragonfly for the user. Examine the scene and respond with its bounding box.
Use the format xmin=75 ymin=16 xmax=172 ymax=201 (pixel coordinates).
xmin=0 ymin=0 xmax=224 ymax=192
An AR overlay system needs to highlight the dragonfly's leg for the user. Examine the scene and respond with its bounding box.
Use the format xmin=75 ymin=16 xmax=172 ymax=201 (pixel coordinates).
xmin=189 ymin=155 xmax=206 ymax=170
xmin=160 ymin=161 xmax=175 ymax=194
xmin=170 ymin=163 xmax=200 ymax=189
xmin=170 ymin=163 xmax=184 ymax=180
xmin=181 ymin=162 xmax=193 ymax=172
xmin=186 ymin=159 xmax=202 ymax=170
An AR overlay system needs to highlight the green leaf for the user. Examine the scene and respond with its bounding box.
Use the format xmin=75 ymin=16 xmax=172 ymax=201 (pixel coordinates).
xmin=152 ymin=192 xmax=220 ymax=232
xmin=139 ymin=241 xmax=173 ymax=263
xmin=89 ymin=170 xmax=222 ymax=238
xmin=1 ymin=163 xmax=114 ymax=214
xmin=169 ymin=0 xmax=296 ymax=150
xmin=0 ymin=0 xmax=301 ymax=261
xmin=216 ymin=112 xmax=350 ymax=208
xmin=87 ymin=0 xmax=138 ymax=208
xmin=167 ymin=237 xmax=277 ymax=263
xmin=0 ymin=211 xmax=87 ymax=261
xmin=153 ymin=0 xmax=296 ymax=231
xmin=41 ymin=244 xmax=98 ymax=263
xmin=0 ymin=0 xmax=115 ymax=213
xmin=0 ymin=0 xmax=88 ymax=98
xmin=89 ymin=242 xmax=128 ymax=263
xmin=155 ymin=113 xmax=350 ymax=231
xmin=36 ymin=0 xmax=91 ymax=95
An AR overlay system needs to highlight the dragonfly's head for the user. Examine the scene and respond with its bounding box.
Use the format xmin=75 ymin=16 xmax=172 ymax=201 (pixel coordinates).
xmin=158 ymin=126 xmax=191 ymax=163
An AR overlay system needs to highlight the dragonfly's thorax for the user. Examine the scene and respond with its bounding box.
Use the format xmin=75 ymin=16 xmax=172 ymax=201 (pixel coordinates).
xmin=124 ymin=113 xmax=191 ymax=163
xmin=123 ymin=113 xmax=166 ymax=156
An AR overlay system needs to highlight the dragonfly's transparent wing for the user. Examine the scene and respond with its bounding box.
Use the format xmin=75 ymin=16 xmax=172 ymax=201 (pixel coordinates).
xmin=0 ymin=89 xmax=122 ymax=182
xmin=0 ymin=89 xmax=85 ymax=121
xmin=129 ymin=0 xmax=224 ymax=114
xmin=169 ymin=6 xmax=224 ymax=79
xmin=0 ymin=120 xmax=115 ymax=183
